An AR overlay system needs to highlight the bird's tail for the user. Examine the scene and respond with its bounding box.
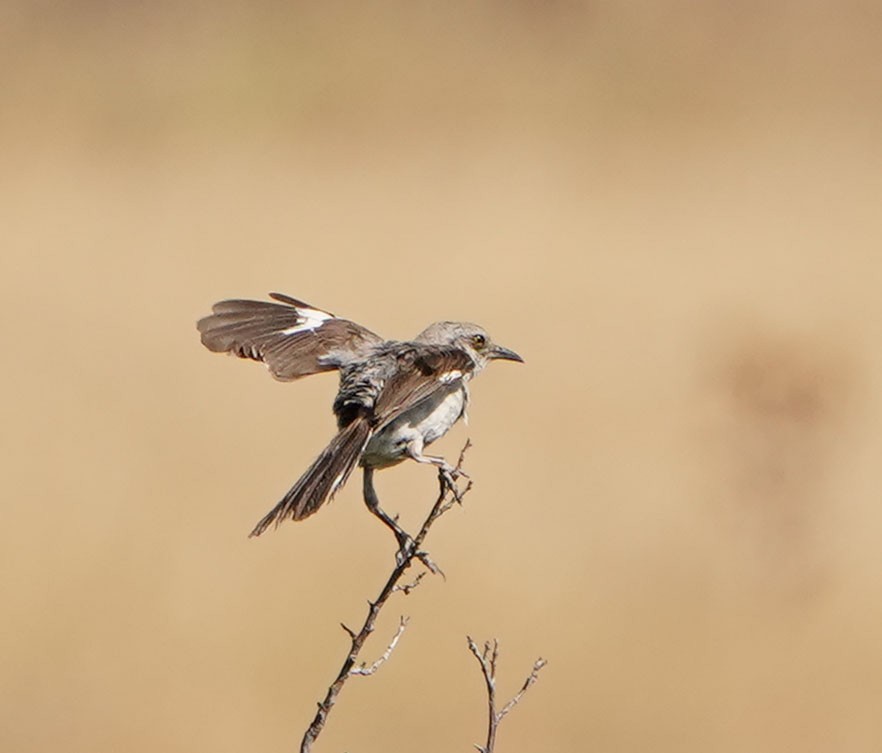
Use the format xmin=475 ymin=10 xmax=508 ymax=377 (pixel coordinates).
xmin=249 ymin=419 xmax=372 ymax=537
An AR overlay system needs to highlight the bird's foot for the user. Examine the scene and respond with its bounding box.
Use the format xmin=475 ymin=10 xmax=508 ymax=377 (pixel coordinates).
xmin=438 ymin=465 xmax=470 ymax=504
xmin=393 ymin=534 xmax=445 ymax=577
xmin=443 ymin=461 xmax=470 ymax=481
xmin=415 ymin=549 xmax=445 ymax=578
xmin=394 ymin=531 xmax=416 ymax=567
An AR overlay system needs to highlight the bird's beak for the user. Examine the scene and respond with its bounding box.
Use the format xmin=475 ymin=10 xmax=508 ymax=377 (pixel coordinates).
xmin=489 ymin=344 xmax=524 ymax=363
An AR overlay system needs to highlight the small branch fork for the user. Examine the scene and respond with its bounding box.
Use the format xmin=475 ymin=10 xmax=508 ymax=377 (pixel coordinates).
xmin=299 ymin=441 xmax=472 ymax=753
xmin=467 ymin=637 xmax=548 ymax=753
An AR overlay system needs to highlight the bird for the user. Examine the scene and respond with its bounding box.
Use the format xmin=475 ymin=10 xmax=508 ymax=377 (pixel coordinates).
xmin=197 ymin=292 xmax=523 ymax=543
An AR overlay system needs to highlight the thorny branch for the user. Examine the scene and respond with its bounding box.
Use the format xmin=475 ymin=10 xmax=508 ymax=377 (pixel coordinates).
xmin=299 ymin=441 xmax=473 ymax=753
xmin=467 ymin=637 xmax=548 ymax=753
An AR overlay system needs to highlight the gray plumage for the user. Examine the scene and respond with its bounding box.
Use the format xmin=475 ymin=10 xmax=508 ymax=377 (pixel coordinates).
xmin=197 ymin=293 xmax=522 ymax=536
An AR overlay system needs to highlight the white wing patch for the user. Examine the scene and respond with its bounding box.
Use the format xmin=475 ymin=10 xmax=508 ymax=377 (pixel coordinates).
xmin=280 ymin=308 xmax=334 ymax=335
xmin=438 ymin=369 xmax=463 ymax=384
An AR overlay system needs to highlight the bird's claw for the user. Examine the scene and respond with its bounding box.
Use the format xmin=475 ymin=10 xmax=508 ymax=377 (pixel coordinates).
xmin=442 ymin=463 xmax=469 ymax=481
xmin=415 ymin=550 xmax=445 ymax=578
xmin=393 ymin=535 xmax=445 ymax=577
xmin=394 ymin=534 xmax=416 ymax=567
xmin=438 ymin=466 xmax=469 ymax=503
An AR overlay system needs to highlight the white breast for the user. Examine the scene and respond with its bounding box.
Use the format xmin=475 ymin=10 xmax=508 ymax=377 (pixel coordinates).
xmin=417 ymin=388 xmax=466 ymax=444
xmin=361 ymin=385 xmax=467 ymax=468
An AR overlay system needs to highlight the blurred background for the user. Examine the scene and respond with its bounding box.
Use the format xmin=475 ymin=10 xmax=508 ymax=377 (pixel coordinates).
xmin=3 ymin=1 xmax=882 ymax=751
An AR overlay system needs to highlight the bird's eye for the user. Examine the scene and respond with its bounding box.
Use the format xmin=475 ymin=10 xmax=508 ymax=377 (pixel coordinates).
xmin=471 ymin=334 xmax=487 ymax=349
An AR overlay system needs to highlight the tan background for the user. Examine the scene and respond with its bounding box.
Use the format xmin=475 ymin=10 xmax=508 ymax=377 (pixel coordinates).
xmin=3 ymin=2 xmax=882 ymax=751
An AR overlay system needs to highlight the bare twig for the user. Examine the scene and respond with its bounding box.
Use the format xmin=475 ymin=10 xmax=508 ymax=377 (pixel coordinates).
xmin=299 ymin=442 xmax=472 ymax=753
xmin=467 ymin=637 xmax=547 ymax=753
xmin=392 ymin=571 xmax=426 ymax=595
xmin=349 ymin=616 xmax=410 ymax=676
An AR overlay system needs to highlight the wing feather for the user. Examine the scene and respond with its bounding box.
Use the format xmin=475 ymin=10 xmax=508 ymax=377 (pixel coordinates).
xmin=371 ymin=347 xmax=475 ymax=428
xmin=197 ymin=294 xmax=383 ymax=380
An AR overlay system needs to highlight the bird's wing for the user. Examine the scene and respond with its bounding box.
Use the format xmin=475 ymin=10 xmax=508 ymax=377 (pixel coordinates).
xmin=197 ymin=292 xmax=384 ymax=380
xmin=371 ymin=345 xmax=476 ymax=429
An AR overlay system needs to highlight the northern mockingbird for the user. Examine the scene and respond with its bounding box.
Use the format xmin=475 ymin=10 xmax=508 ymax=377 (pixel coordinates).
xmin=197 ymin=293 xmax=523 ymax=543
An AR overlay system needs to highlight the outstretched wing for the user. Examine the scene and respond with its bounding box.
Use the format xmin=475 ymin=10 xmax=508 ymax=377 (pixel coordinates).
xmin=197 ymin=292 xmax=384 ymax=380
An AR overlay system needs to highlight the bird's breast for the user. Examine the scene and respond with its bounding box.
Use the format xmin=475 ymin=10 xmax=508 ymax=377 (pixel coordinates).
xmin=361 ymin=386 xmax=466 ymax=468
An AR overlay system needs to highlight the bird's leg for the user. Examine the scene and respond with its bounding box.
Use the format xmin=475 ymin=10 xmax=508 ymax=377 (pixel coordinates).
xmin=362 ymin=467 xmax=443 ymax=574
xmin=404 ymin=441 xmax=469 ymax=502
xmin=362 ymin=467 xmax=415 ymax=563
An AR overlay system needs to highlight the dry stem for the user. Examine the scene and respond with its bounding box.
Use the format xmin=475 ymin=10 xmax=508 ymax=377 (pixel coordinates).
xmin=467 ymin=637 xmax=547 ymax=753
xmin=298 ymin=441 xmax=472 ymax=753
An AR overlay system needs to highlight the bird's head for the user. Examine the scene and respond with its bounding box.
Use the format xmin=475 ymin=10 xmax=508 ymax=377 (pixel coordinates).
xmin=414 ymin=321 xmax=524 ymax=369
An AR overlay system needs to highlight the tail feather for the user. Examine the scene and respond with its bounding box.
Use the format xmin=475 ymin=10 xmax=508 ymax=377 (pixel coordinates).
xmin=249 ymin=419 xmax=372 ymax=537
